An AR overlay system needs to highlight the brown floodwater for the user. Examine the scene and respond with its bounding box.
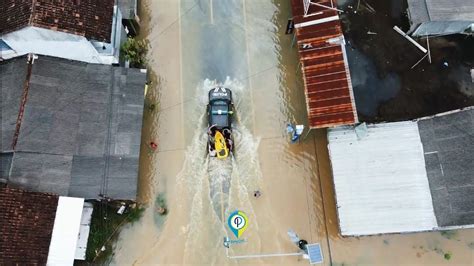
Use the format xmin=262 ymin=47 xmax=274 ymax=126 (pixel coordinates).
xmin=112 ymin=0 xmax=474 ymax=265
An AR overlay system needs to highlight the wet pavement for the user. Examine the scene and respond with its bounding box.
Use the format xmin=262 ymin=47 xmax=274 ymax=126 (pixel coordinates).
xmin=112 ymin=0 xmax=474 ymax=265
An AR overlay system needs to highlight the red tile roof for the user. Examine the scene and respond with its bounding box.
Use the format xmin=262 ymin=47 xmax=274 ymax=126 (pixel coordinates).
xmin=0 ymin=0 xmax=115 ymax=42
xmin=291 ymin=0 xmax=358 ymax=128
xmin=0 ymin=187 xmax=59 ymax=265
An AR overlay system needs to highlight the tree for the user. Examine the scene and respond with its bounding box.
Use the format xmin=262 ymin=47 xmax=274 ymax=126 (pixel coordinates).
xmin=121 ymin=38 xmax=149 ymax=68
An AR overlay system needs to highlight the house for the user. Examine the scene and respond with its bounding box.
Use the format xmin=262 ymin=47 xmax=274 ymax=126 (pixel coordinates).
xmin=327 ymin=108 xmax=474 ymax=236
xmin=407 ymin=0 xmax=474 ymax=36
xmin=1 ymin=55 xmax=146 ymax=200
xmin=0 ymin=0 xmax=131 ymax=64
xmin=290 ymin=0 xmax=358 ymax=128
xmin=0 ymin=187 xmax=93 ymax=264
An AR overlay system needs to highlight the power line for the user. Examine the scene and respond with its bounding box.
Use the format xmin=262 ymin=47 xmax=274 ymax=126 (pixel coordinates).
xmin=156 ymin=65 xmax=277 ymax=113
xmin=147 ymin=2 xmax=199 ymax=44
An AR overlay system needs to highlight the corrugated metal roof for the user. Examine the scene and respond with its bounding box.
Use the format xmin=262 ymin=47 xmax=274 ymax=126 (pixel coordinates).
xmin=412 ymin=21 xmax=473 ymax=36
xmin=291 ymin=0 xmax=358 ymax=128
xmin=425 ymin=0 xmax=474 ymax=21
xmin=1 ymin=55 xmax=146 ymax=200
xmin=408 ymin=0 xmax=474 ymax=26
xmin=328 ymin=122 xmax=438 ymax=236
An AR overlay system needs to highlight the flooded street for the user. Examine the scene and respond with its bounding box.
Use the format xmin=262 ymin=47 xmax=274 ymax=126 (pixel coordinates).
xmin=112 ymin=0 xmax=474 ymax=265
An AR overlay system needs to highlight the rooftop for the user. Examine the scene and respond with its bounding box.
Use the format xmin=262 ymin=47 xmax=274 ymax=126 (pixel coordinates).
xmin=290 ymin=0 xmax=358 ymax=128
xmin=0 ymin=0 xmax=115 ymax=42
xmin=418 ymin=109 xmax=474 ymax=227
xmin=407 ymin=0 xmax=474 ymax=26
xmin=1 ymin=55 xmax=146 ymax=200
xmin=0 ymin=187 xmax=58 ymax=264
xmin=328 ymin=108 xmax=474 ymax=236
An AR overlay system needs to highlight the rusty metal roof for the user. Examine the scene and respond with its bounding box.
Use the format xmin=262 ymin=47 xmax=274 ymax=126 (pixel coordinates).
xmin=291 ymin=0 xmax=358 ymax=128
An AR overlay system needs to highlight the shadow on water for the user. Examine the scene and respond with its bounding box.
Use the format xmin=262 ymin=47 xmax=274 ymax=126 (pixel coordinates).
xmin=346 ymin=47 xmax=400 ymax=117
xmin=339 ymin=0 xmax=474 ymax=122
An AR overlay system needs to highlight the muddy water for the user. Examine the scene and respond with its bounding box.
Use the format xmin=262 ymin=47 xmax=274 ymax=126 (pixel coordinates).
xmin=112 ymin=0 xmax=474 ymax=265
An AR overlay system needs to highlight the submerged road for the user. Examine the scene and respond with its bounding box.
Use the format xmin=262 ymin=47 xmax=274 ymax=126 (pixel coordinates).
xmin=112 ymin=0 xmax=474 ymax=265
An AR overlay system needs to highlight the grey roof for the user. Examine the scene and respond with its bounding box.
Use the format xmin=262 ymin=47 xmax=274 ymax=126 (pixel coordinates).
xmin=0 ymin=57 xmax=27 ymax=151
xmin=411 ymin=21 xmax=473 ymax=37
xmin=408 ymin=0 xmax=474 ymax=27
xmin=419 ymin=108 xmax=474 ymax=227
xmin=0 ymin=152 xmax=13 ymax=182
xmin=1 ymin=56 xmax=145 ymax=200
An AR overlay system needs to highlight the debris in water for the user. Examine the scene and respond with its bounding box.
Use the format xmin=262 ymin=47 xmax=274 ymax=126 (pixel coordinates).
xmin=117 ymin=204 xmax=126 ymax=215
xmin=149 ymin=141 xmax=158 ymax=150
xmin=253 ymin=190 xmax=262 ymax=198
xmin=287 ymin=123 xmax=304 ymax=143
xmin=156 ymin=206 xmax=167 ymax=215
xmin=148 ymin=103 xmax=156 ymax=111
xmin=155 ymin=194 xmax=168 ymax=215
xmin=444 ymin=252 xmax=452 ymax=260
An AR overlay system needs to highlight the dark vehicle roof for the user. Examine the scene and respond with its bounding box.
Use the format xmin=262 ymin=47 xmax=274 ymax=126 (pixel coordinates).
xmin=209 ymin=87 xmax=232 ymax=103
xmin=208 ymin=88 xmax=232 ymax=129
xmin=210 ymin=104 xmax=229 ymax=128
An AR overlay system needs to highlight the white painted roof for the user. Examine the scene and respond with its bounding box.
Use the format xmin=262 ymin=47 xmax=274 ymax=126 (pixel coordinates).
xmin=47 ymin=196 xmax=84 ymax=266
xmin=328 ymin=122 xmax=438 ymax=236
xmin=2 ymin=26 xmax=110 ymax=64
xmin=75 ymin=202 xmax=93 ymax=260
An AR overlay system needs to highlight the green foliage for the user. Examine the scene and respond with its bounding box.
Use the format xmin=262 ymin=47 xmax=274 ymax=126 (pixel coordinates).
xmin=121 ymin=37 xmax=149 ymax=67
xmin=126 ymin=206 xmax=145 ymax=222
xmin=440 ymin=230 xmax=458 ymax=240
xmin=85 ymin=202 xmax=145 ymax=262
xmin=156 ymin=193 xmax=167 ymax=209
xmin=444 ymin=252 xmax=452 ymax=260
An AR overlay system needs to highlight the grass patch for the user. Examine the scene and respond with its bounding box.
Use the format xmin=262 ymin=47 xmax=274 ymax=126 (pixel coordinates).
xmin=85 ymin=201 xmax=145 ymax=263
xmin=440 ymin=230 xmax=458 ymax=240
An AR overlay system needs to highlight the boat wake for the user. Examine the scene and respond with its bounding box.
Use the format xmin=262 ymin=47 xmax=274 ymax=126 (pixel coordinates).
xmin=122 ymin=78 xmax=264 ymax=265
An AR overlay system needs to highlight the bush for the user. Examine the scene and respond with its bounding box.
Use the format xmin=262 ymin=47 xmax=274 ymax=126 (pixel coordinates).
xmin=85 ymin=202 xmax=145 ymax=262
xmin=444 ymin=252 xmax=452 ymax=260
xmin=121 ymin=38 xmax=149 ymax=68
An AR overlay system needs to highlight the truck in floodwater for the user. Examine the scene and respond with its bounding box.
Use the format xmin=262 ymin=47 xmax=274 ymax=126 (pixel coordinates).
xmin=207 ymin=87 xmax=234 ymax=159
